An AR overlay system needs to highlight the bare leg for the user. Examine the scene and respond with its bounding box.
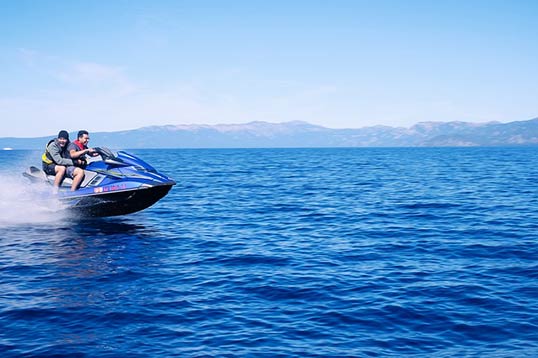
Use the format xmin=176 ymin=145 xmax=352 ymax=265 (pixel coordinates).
xmin=71 ymin=167 xmax=85 ymax=191
xmin=54 ymin=166 xmax=66 ymax=188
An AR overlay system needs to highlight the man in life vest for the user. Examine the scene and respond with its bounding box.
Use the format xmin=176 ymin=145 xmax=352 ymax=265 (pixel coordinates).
xmin=41 ymin=130 xmax=85 ymax=192
xmin=67 ymin=130 xmax=98 ymax=170
xmin=66 ymin=130 xmax=99 ymax=191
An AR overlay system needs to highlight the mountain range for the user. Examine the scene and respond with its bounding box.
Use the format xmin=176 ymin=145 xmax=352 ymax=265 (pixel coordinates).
xmin=1 ymin=118 xmax=538 ymax=149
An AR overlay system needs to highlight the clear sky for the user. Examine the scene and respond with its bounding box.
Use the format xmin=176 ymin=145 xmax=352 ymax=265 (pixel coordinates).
xmin=1 ymin=0 xmax=537 ymax=137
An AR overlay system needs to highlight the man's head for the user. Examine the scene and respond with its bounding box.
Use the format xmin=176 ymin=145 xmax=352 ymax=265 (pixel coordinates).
xmin=77 ymin=130 xmax=90 ymax=146
xmin=58 ymin=130 xmax=69 ymax=146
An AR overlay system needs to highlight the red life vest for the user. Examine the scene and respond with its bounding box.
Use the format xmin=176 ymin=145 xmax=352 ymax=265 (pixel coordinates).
xmin=73 ymin=139 xmax=86 ymax=151
xmin=71 ymin=139 xmax=89 ymax=168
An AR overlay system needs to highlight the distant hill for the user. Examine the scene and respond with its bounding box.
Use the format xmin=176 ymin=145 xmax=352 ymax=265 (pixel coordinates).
xmin=1 ymin=118 xmax=538 ymax=149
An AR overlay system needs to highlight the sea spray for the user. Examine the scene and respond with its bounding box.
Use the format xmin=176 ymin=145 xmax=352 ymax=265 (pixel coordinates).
xmin=0 ymin=174 xmax=67 ymax=227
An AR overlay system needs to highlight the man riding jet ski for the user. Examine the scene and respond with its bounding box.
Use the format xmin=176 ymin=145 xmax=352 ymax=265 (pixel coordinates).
xmin=24 ymin=147 xmax=175 ymax=217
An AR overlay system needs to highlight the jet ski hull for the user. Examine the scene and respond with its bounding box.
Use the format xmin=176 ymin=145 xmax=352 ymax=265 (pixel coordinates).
xmin=62 ymin=184 xmax=174 ymax=217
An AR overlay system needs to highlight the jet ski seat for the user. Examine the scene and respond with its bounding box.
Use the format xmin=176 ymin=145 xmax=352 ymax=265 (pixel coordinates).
xmin=28 ymin=166 xmax=97 ymax=188
xmin=47 ymin=174 xmax=73 ymax=187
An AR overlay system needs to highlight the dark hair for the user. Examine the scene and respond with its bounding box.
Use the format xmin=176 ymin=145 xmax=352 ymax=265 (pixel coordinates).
xmin=77 ymin=130 xmax=89 ymax=139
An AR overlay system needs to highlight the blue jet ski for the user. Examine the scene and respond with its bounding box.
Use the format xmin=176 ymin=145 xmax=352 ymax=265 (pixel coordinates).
xmin=23 ymin=147 xmax=175 ymax=217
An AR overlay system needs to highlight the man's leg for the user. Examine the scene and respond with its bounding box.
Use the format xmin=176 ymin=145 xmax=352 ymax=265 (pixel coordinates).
xmin=53 ymin=165 xmax=66 ymax=188
xmin=70 ymin=167 xmax=85 ymax=191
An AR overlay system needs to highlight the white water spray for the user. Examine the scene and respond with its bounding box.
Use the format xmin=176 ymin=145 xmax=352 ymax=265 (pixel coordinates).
xmin=0 ymin=173 xmax=68 ymax=227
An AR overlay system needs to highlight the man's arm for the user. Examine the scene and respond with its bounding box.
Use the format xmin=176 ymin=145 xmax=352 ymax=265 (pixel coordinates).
xmin=69 ymin=148 xmax=90 ymax=159
xmin=67 ymin=143 xmax=92 ymax=159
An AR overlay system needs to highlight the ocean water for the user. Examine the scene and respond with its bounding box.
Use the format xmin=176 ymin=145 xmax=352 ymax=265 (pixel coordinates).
xmin=0 ymin=147 xmax=537 ymax=357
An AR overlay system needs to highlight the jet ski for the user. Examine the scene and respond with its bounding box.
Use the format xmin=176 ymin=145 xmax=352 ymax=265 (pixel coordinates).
xmin=23 ymin=147 xmax=175 ymax=217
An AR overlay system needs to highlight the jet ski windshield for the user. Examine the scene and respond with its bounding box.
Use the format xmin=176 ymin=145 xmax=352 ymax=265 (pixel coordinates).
xmin=89 ymin=147 xmax=127 ymax=167
xmin=91 ymin=147 xmax=157 ymax=172
xmin=94 ymin=147 xmax=116 ymax=160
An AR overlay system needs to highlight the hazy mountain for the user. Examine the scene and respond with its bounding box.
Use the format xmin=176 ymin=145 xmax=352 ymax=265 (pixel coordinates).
xmin=1 ymin=118 xmax=537 ymax=150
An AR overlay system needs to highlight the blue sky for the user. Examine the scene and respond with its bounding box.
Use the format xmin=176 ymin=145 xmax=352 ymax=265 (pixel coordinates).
xmin=1 ymin=0 xmax=537 ymax=137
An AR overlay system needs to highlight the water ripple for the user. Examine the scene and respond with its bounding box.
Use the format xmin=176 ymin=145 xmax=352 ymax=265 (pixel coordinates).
xmin=1 ymin=147 xmax=538 ymax=357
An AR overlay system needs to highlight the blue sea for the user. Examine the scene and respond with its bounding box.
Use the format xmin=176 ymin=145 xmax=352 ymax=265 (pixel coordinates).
xmin=0 ymin=147 xmax=537 ymax=357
